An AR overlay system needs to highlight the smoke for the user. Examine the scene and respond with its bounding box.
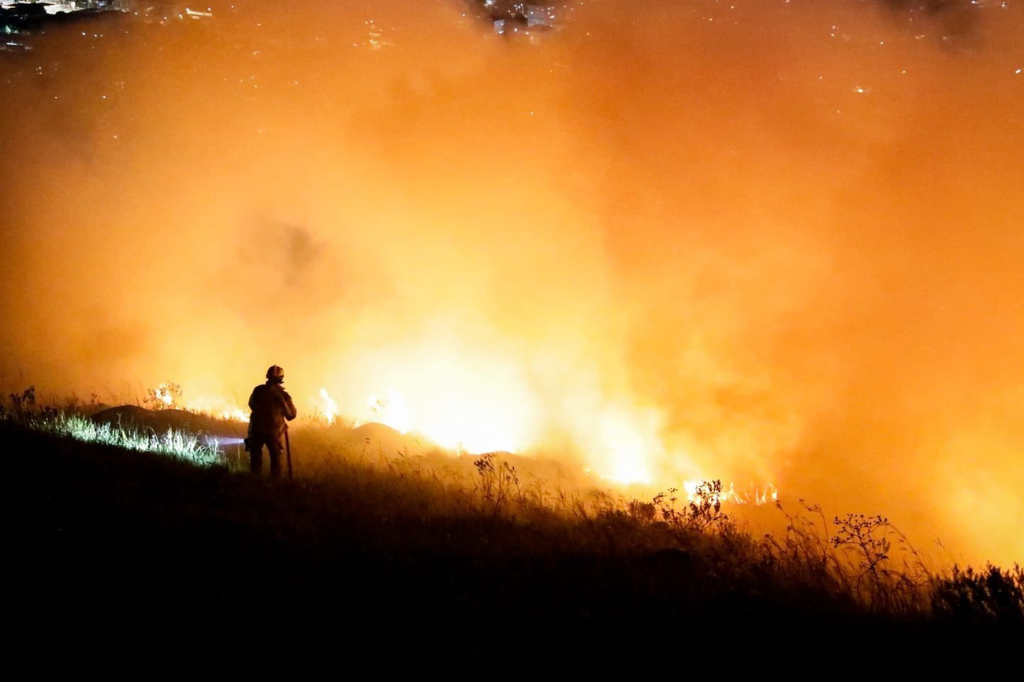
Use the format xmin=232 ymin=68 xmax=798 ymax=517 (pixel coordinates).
xmin=2 ymin=0 xmax=1023 ymax=566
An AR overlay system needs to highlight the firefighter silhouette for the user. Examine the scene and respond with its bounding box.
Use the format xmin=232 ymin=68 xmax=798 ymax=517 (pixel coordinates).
xmin=246 ymin=365 xmax=297 ymax=477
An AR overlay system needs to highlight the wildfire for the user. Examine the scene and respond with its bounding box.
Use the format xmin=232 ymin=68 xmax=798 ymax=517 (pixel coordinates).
xmin=365 ymin=388 xmax=411 ymax=433
xmin=147 ymin=382 xmax=182 ymax=409
xmin=220 ymin=407 xmax=249 ymax=423
xmin=355 ymin=383 xmax=529 ymax=454
xmin=592 ymin=403 xmax=661 ymax=485
xmin=320 ymin=388 xmax=338 ymax=425
xmin=149 ymin=384 xmax=248 ymax=423
xmin=315 ymin=382 xmax=777 ymax=505
xmin=188 ymin=398 xmax=249 ymax=423
xmin=335 ymin=338 xmax=546 ymax=455
xmin=146 ymin=376 xmax=777 ymax=505
xmin=682 ymin=480 xmax=779 ymax=506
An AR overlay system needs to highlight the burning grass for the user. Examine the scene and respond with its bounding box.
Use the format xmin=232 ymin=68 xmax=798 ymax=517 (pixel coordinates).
xmin=2 ymin=386 xmax=1022 ymax=668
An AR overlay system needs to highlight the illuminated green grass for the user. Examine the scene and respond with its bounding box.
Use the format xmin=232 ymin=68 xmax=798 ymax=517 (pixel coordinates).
xmin=37 ymin=411 xmax=222 ymax=467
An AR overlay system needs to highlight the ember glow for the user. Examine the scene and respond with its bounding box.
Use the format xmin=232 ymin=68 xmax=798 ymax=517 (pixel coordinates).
xmin=2 ymin=0 xmax=1024 ymax=567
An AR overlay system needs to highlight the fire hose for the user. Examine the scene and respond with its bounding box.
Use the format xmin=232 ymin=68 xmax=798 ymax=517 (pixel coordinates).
xmin=285 ymin=427 xmax=292 ymax=480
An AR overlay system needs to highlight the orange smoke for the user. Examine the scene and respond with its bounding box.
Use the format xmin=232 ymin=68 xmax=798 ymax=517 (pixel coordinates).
xmin=2 ymin=0 xmax=1024 ymax=566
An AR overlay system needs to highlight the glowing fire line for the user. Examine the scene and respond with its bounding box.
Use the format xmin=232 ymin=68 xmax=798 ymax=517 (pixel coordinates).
xmin=162 ymin=383 xmax=777 ymax=506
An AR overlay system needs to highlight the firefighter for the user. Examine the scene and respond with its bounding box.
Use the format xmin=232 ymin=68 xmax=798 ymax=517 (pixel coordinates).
xmin=246 ymin=365 xmax=297 ymax=478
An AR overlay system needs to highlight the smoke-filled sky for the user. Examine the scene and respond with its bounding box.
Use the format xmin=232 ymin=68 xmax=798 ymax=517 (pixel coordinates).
xmin=2 ymin=0 xmax=1023 ymax=567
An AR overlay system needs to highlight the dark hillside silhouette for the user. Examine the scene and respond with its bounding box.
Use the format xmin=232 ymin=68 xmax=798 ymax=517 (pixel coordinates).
xmin=3 ymin=417 xmax=1022 ymax=673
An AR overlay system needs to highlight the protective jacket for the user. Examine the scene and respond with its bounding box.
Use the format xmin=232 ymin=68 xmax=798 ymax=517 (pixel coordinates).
xmin=248 ymin=381 xmax=297 ymax=437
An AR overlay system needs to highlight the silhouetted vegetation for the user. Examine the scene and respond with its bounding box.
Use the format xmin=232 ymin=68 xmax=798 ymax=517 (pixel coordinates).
xmin=2 ymin=389 xmax=1022 ymax=672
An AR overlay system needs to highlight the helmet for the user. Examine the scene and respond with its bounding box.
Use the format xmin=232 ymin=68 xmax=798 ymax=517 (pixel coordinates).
xmin=266 ymin=365 xmax=285 ymax=381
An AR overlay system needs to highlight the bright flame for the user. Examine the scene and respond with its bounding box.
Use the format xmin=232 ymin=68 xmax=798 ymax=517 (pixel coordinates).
xmin=148 ymin=369 xmax=775 ymax=501
xmin=220 ymin=407 xmax=249 ymax=423
xmin=361 ymin=383 xmax=527 ymax=454
xmin=682 ymin=480 xmax=779 ymax=506
xmin=152 ymin=383 xmax=177 ymax=407
xmin=319 ymin=388 xmax=338 ymax=425
xmin=346 ymin=336 xmax=547 ymax=454
xmin=364 ymin=387 xmax=411 ymax=434
xmin=312 ymin=334 xmax=778 ymax=493
xmin=593 ymin=404 xmax=658 ymax=485
xmin=183 ymin=394 xmax=249 ymax=423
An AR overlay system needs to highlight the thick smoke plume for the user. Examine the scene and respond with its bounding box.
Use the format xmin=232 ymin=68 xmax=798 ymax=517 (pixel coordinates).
xmin=2 ymin=0 xmax=1023 ymax=566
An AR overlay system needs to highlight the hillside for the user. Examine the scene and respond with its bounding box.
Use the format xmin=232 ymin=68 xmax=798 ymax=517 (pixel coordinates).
xmin=2 ymin=416 xmax=1022 ymax=673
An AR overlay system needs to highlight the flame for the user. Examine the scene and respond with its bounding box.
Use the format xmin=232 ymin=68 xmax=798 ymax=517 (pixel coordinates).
xmin=181 ymin=394 xmax=249 ymax=423
xmin=682 ymin=480 xmax=779 ymax=506
xmin=343 ymin=382 xmax=776 ymax=505
xmin=319 ymin=388 xmax=338 ymax=425
xmin=148 ymin=370 xmax=776 ymax=504
xmin=151 ymin=383 xmax=178 ymax=407
xmin=309 ymin=335 xmax=778 ymax=500
xmin=364 ymin=387 xmax=411 ymax=434
xmin=343 ymin=337 xmax=548 ymax=454
xmin=220 ymin=407 xmax=249 ymax=423
xmin=592 ymin=403 xmax=658 ymax=485
xmin=359 ymin=384 xmax=528 ymax=454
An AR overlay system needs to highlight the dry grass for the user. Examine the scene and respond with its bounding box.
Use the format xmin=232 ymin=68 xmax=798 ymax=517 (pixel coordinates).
xmin=3 ymin=386 xmax=1023 ymax=669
